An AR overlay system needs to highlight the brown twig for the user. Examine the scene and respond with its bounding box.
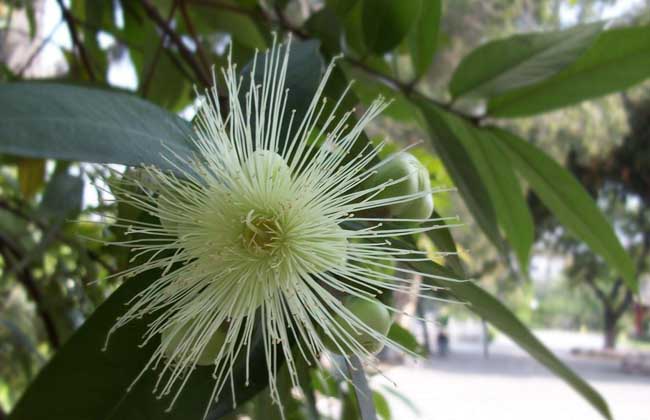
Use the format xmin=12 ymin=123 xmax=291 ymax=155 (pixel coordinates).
xmin=141 ymin=0 xmax=180 ymax=96
xmin=140 ymin=0 xmax=211 ymax=87
xmin=56 ymin=0 xmax=96 ymax=81
xmin=179 ymin=0 xmax=211 ymax=74
xmin=18 ymin=20 xmax=65 ymax=77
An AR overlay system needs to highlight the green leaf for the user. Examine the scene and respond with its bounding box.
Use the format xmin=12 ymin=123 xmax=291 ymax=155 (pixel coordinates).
xmin=408 ymin=0 xmax=441 ymax=78
xmin=412 ymin=97 xmax=505 ymax=252
xmin=373 ymin=391 xmax=391 ymax=420
xmin=450 ymin=23 xmax=602 ymax=99
xmin=378 ymin=385 xmax=420 ymax=417
xmin=361 ymin=0 xmax=421 ymax=54
xmin=387 ymin=323 xmax=425 ymax=356
xmin=490 ymin=128 xmax=637 ymax=291
xmin=0 ymin=83 xmax=196 ymax=171
xmin=305 ymin=7 xmax=343 ymax=54
xmin=241 ymin=40 xmax=324 ymax=153
xmin=342 ymin=0 xmax=367 ymax=56
xmin=39 ymin=170 xmax=84 ymax=221
xmin=327 ymin=0 xmax=359 ymax=17
xmin=425 ymin=210 xmax=464 ymax=276
xmin=455 ymin=127 xmax=534 ymax=271
xmin=488 ymin=25 xmax=650 ymax=117
xmin=17 ymin=158 xmax=45 ymax=199
xmin=181 ymin=2 xmax=267 ymax=50
xmin=25 ymin=0 xmax=37 ymax=39
xmin=404 ymin=255 xmax=612 ymax=420
xmin=347 ymin=356 xmax=378 ymax=420
xmin=146 ymin=51 xmax=193 ymax=112
xmin=339 ymin=62 xmax=418 ymax=122
xmin=9 ymin=270 xmax=274 ymax=420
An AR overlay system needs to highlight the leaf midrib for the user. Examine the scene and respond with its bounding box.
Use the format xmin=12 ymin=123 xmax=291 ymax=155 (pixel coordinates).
xmin=489 ymin=40 xmax=650 ymax=114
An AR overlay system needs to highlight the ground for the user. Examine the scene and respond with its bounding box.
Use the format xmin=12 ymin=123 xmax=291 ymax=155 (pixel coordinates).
xmin=371 ymin=330 xmax=650 ymax=420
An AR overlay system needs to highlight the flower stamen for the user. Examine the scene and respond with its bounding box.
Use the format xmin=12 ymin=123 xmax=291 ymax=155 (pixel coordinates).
xmin=242 ymin=210 xmax=282 ymax=255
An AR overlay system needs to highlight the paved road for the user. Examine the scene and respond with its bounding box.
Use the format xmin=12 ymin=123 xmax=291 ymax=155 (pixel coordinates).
xmin=371 ymin=331 xmax=650 ymax=420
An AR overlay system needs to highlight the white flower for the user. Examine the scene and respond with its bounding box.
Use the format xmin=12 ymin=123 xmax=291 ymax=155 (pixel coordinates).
xmin=105 ymin=38 xmax=456 ymax=418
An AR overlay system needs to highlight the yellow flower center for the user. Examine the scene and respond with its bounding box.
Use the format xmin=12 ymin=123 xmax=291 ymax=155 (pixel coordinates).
xmin=241 ymin=210 xmax=282 ymax=256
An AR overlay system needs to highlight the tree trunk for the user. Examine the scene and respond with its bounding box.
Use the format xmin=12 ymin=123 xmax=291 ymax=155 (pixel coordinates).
xmin=603 ymin=310 xmax=618 ymax=349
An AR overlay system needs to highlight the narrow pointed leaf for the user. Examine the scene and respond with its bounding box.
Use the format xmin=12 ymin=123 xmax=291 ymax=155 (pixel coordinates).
xmin=408 ymin=0 xmax=442 ymax=78
xmin=450 ymin=23 xmax=602 ymax=99
xmin=490 ymin=128 xmax=636 ymax=291
xmin=413 ymin=97 xmax=505 ymax=252
xmin=348 ymin=356 xmax=378 ymax=420
xmin=456 ymin=126 xmax=534 ymax=271
xmin=488 ymin=25 xmax=650 ymax=117
xmin=361 ymin=0 xmax=420 ymax=54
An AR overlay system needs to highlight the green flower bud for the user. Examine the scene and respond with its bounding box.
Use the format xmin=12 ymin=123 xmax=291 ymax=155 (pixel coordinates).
xmin=363 ymin=153 xmax=433 ymax=220
xmin=162 ymin=320 xmax=227 ymax=366
xmin=323 ymin=297 xmax=392 ymax=355
xmin=244 ymin=149 xmax=292 ymax=186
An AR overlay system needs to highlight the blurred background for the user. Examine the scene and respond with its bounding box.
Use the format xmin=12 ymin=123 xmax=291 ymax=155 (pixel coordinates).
xmin=1 ymin=0 xmax=650 ymax=419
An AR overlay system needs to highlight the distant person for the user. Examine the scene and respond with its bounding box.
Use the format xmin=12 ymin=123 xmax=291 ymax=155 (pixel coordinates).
xmin=437 ymin=314 xmax=450 ymax=357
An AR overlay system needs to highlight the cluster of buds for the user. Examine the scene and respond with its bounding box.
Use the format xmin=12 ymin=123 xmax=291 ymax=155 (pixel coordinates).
xmin=322 ymin=152 xmax=433 ymax=356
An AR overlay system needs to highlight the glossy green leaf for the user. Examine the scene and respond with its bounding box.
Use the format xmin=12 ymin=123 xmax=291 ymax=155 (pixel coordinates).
xmin=9 ymin=269 xmax=273 ymax=420
xmin=408 ymin=0 xmax=442 ymax=78
xmin=413 ymin=97 xmax=505 ymax=252
xmin=343 ymin=0 xmax=367 ymax=56
xmin=490 ymin=128 xmax=637 ymax=291
xmin=305 ymin=7 xmax=343 ymax=54
xmin=456 ymin=126 xmax=534 ymax=271
xmin=403 ymin=253 xmax=612 ymax=420
xmin=450 ymin=23 xmax=602 ymax=99
xmin=361 ymin=0 xmax=420 ymax=54
xmin=0 ymin=83 xmax=195 ymax=171
xmin=488 ymin=25 xmax=650 ymax=117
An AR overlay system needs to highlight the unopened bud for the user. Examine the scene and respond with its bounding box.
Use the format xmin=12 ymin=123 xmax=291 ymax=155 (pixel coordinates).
xmin=323 ymin=296 xmax=392 ymax=355
xmin=363 ymin=153 xmax=433 ymax=220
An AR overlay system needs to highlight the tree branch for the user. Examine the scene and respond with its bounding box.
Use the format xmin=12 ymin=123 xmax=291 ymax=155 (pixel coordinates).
xmin=0 ymin=199 xmax=116 ymax=275
xmin=140 ymin=0 xmax=211 ymax=87
xmin=584 ymin=275 xmax=609 ymax=308
xmin=56 ymin=0 xmax=96 ymax=81
xmin=179 ymin=0 xmax=211 ymax=74
xmin=613 ymin=289 xmax=633 ymax=320
xmin=18 ymin=20 xmax=65 ymax=77
xmin=141 ymin=0 xmax=180 ymax=96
